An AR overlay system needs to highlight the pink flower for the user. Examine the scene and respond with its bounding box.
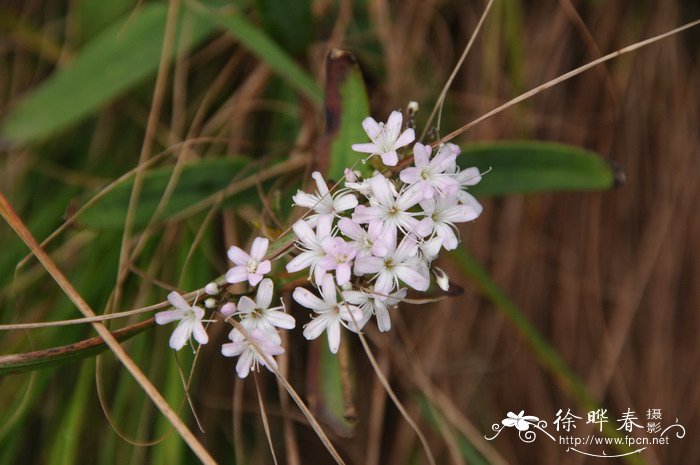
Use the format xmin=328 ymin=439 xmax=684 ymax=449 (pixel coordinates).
xmin=352 ymin=174 xmax=427 ymax=238
xmin=222 ymin=328 xmax=284 ymax=378
xmin=354 ymin=234 xmax=429 ymax=295
xmin=399 ymin=142 xmax=459 ymax=199
xmin=155 ymin=291 xmax=209 ymax=351
xmin=420 ymin=192 xmax=482 ymax=250
xmin=234 ymin=278 xmax=295 ymax=345
xmin=293 ymin=274 xmax=363 ymax=353
xmin=286 ymin=216 xmax=333 ymax=284
xmin=351 ymin=111 xmax=415 ymax=166
xmin=342 ymin=287 xmax=406 ymax=332
xmin=292 ymin=171 xmax=357 ymax=227
xmin=337 ymin=218 xmax=388 ymax=258
xmin=317 ymin=237 xmax=358 ymax=286
xmin=226 ymin=237 xmax=272 ymax=286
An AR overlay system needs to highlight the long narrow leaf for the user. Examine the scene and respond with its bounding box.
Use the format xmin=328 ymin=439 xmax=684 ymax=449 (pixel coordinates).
xmin=459 ymin=141 xmax=617 ymax=197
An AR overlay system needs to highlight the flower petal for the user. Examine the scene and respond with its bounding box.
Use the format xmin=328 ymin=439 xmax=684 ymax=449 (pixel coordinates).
xmin=326 ymin=319 xmax=341 ymax=354
xmin=394 ymin=128 xmax=415 ymax=149
xmin=155 ymin=309 xmax=184 ymax=325
xmin=257 ymin=260 xmax=271 ymax=275
xmin=351 ymin=142 xmax=379 ymax=154
xmin=226 ymin=265 xmax=249 ymax=284
xmin=333 ymin=193 xmax=358 ymax=212
xmin=293 ymin=287 xmax=328 ymax=311
xmin=192 ymin=322 xmax=209 ymax=345
xmin=169 ymin=320 xmax=193 ymax=350
xmin=248 ymin=273 xmax=263 ymax=287
xmin=380 ymin=150 xmax=398 ymax=166
xmin=362 ymin=116 xmax=382 ymax=139
xmin=265 ymin=310 xmax=296 ymax=329
xmin=303 ymin=316 xmax=329 ymax=340
xmin=250 ymin=237 xmax=269 ymax=261
xmin=256 ymin=278 xmax=274 ymax=310
xmin=227 ymin=246 xmax=250 ymax=266
xmin=238 ymin=296 xmax=256 ymax=314
xmin=167 ymin=291 xmax=190 ymax=310
xmin=319 ymin=274 xmax=337 ymax=304
xmin=385 ymin=111 xmax=403 ymax=141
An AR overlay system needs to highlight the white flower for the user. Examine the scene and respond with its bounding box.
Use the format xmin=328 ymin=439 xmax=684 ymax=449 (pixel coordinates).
xmin=286 ymin=216 xmax=333 ymax=284
xmin=352 ymin=174 xmax=428 ymax=238
xmin=317 ymin=237 xmax=358 ymax=286
xmin=351 ymin=111 xmax=415 ymax=166
xmin=337 ymin=218 xmax=388 ymax=258
xmin=222 ymin=328 xmax=284 ymax=378
xmin=419 ymin=192 xmax=481 ymax=250
xmin=354 ymin=234 xmax=429 ymax=295
xmin=292 ymin=171 xmax=357 ymax=227
xmin=502 ymin=411 xmax=540 ymax=431
xmin=234 ymin=278 xmax=295 ymax=345
xmin=399 ymin=142 xmax=460 ymax=200
xmin=155 ymin=291 xmax=209 ymax=351
xmin=226 ymin=237 xmax=272 ymax=286
xmin=292 ymin=274 xmax=363 ymax=353
xmin=342 ymin=287 xmax=406 ymax=332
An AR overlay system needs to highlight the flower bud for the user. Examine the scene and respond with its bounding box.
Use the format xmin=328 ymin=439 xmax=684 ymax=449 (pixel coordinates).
xmin=204 ymin=298 xmax=217 ymax=308
xmin=205 ymin=282 xmax=219 ymax=295
xmin=407 ymin=101 xmax=419 ymax=116
xmin=433 ymin=267 xmax=450 ymax=292
xmin=221 ymin=302 xmax=236 ymax=317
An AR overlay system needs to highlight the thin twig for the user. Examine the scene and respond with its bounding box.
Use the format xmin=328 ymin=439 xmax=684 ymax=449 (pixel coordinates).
xmin=421 ymin=0 xmax=496 ymax=140
xmin=254 ymin=374 xmax=279 ymax=465
xmin=434 ymin=18 xmax=700 ymax=146
xmin=0 ymin=193 xmax=216 ymax=464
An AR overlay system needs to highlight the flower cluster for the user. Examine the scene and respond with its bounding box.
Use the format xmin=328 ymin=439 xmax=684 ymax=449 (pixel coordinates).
xmin=287 ymin=111 xmax=483 ymax=353
xmin=155 ymin=109 xmax=484 ymax=378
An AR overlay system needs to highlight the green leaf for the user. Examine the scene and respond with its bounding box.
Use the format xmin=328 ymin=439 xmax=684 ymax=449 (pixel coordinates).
xmin=0 ymin=3 xmax=216 ymax=144
xmin=0 ymin=319 xmax=153 ymax=376
xmin=325 ymin=50 xmax=372 ymax=181
xmin=77 ymin=158 xmax=254 ymax=230
xmin=195 ymin=3 xmax=322 ymax=105
xmin=459 ymin=141 xmax=616 ymax=197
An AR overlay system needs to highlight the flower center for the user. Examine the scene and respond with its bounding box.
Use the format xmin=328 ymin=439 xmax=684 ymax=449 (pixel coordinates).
xmin=247 ymin=260 xmax=259 ymax=273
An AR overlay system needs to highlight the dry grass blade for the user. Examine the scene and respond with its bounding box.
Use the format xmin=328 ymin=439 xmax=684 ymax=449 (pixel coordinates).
xmin=435 ymin=18 xmax=700 ymax=145
xmin=115 ymin=0 xmax=182 ymax=308
xmin=0 ymin=192 xmax=217 ymax=464
xmin=421 ymin=0 xmax=495 ymax=140
xmin=228 ymin=320 xmax=346 ymax=465
xmin=254 ymin=373 xmax=280 ymax=465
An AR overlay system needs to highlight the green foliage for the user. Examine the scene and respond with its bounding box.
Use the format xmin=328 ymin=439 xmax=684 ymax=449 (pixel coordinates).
xmin=461 ymin=141 xmax=615 ymax=197
xmin=327 ymin=64 xmax=372 ymax=181
xmin=198 ymin=3 xmax=323 ymax=105
xmin=77 ymin=158 xmax=255 ymax=230
xmin=1 ymin=3 xmax=216 ymax=144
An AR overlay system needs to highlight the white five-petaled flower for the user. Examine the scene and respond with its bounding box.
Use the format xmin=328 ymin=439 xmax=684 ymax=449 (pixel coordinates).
xmin=502 ymin=411 xmax=540 ymax=431
xmin=222 ymin=328 xmax=284 ymax=378
xmin=342 ymin=287 xmax=407 ymax=332
xmin=354 ymin=234 xmax=429 ymax=295
xmin=351 ymin=111 xmax=415 ymax=166
xmin=352 ymin=174 xmax=427 ymax=238
xmin=337 ymin=218 xmax=388 ymax=258
xmin=292 ymin=171 xmax=358 ymax=227
xmin=317 ymin=237 xmax=358 ymax=286
xmin=234 ymin=278 xmax=295 ymax=345
xmin=399 ymin=142 xmax=460 ymax=200
xmin=419 ymin=192 xmax=482 ymax=250
xmin=286 ymin=216 xmax=333 ymax=284
xmin=226 ymin=237 xmax=271 ymax=286
xmin=292 ymin=274 xmax=363 ymax=354
xmin=155 ymin=291 xmax=209 ymax=351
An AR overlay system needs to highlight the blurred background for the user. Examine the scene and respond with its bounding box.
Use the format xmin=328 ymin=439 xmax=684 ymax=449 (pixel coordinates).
xmin=0 ymin=0 xmax=698 ymax=464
